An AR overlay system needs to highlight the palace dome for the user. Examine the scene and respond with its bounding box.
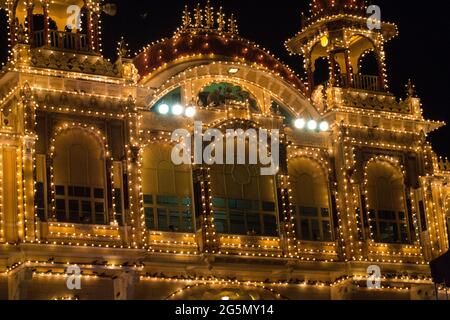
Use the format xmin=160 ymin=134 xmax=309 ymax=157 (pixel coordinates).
xmin=133 ymin=4 xmax=307 ymax=94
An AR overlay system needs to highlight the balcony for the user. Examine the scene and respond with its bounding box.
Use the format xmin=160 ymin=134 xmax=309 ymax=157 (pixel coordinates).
xmin=338 ymin=74 xmax=383 ymax=92
xmin=33 ymin=30 xmax=89 ymax=52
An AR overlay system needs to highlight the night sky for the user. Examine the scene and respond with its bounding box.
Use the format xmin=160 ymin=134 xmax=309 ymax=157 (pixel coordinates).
xmin=0 ymin=1 xmax=449 ymax=157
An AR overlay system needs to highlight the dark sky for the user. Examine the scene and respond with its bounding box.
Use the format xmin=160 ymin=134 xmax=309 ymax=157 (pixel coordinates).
xmin=1 ymin=1 xmax=449 ymax=157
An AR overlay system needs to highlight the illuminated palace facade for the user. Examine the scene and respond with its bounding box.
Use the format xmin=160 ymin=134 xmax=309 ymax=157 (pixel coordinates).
xmin=0 ymin=0 xmax=449 ymax=300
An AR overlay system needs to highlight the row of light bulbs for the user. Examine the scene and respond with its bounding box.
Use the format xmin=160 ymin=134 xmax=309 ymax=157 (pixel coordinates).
xmin=294 ymin=118 xmax=329 ymax=132
xmin=156 ymin=103 xmax=329 ymax=132
xmin=157 ymin=103 xmax=196 ymax=117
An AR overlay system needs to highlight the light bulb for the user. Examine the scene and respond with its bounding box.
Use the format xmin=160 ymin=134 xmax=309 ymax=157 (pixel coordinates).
xmin=172 ymin=104 xmax=184 ymax=115
xmin=294 ymin=118 xmax=306 ymax=129
xmin=158 ymin=104 xmax=169 ymax=115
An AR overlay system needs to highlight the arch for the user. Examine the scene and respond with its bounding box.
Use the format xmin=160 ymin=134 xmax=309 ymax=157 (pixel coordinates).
xmin=51 ymin=126 xmax=107 ymax=224
xmin=288 ymin=157 xmax=333 ymax=242
xmin=364 ymin=158 xmax=410 ymax=244
xmin=142 ymin=62 xmax=319 ymax=120
xmin=141 ymin=143 xmax=194 ymax=233
xmin=357 ymin=50 xmax=379 ymax=76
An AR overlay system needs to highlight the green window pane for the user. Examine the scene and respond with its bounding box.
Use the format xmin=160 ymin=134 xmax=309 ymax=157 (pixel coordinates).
xmin=212 ymin=198 xmax=226 ymax=208
xmin=143 ymin=195 xmax=153 ymax=205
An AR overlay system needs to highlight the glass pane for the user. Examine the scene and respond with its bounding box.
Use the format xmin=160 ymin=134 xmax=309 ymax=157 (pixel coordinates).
xmin=212 ymin=198 xmax=226 ymax=208
xmin=322 ymin=221 xmax=332 ymax=241
xmin=214 ymin=212 xmax=227 ymax=233
xmin=69 ymin=200 xmax=79 ymax=213
xmin=55 ymin=185 xmax=65 ymax=196
xmin=299 ymin=219 xmax=310 ymax=240
xmin=379 ymin=222 xmax=396 ymax=243
xmin=398 ymin=211 xmax=406 ymax=221
xmin=230 ymin=212 xmax=246 ymax=235
xmin=300 ymin=207 xmax=317 ymax=218
xmin=74 ymin=186 xmax=85 ymax=197
xmin=262 ymin=202 xmax=276 ymax=212
xmin=157 ymin=209 xmax=168 ymax=231
xmin=143 ymin=195 xmax=153 ymax=205
xmin=263 ymin=214 xmax=278 ymax=236
xmin=311 ymin=220 xmax=321 ymax=241
xmin=157 ymin=196 xmax=178 ymax=205
xmin=95 ymin=202 xmax=104 ymax=214
xmin=94 ymin=188 xmax=104 ymax=199
xmin=144 ymin=208 xmax=154 ymax=229
xmin=379 ymin=210 xmax=396 ymax=220
xmin=169 ymin=211 xmax=181 ymax=232
xmin=67 ymin=186 xmax=74 ymax=197
xmin=246 ymin=213 xmax=261 ymax=235
xmin=81 ymin=201 xmax=91 ymax=213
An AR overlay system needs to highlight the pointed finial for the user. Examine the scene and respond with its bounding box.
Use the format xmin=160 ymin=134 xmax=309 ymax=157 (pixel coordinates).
xmin=204 ymin=0 xmax=214 ymax=28
xmin=194 ymin=3 xmax=203 ymax=28
xmin=228 ymin=14 xmax=238 ymax=34
xmin=117 ymin=37 xmax=129 ymax=58
xmin=217 ymin=7 xmax=225 ymax=32
xmin=182 ymin=5 xmax=191 ymax=30
xmin=406 ymin=79 xmax=416 ymax=98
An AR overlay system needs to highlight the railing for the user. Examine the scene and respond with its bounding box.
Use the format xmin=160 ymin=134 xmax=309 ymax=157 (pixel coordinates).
xmin=32 ymin=30 xmax=89 ymax=52
xmin=338 ymin=74 xmax=382 ymax=92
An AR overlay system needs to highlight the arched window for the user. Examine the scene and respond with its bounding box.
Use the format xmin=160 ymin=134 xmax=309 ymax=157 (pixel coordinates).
xmin=289 ymin=158 xmax=333 ymax=242
xmin=53 ymin=128 xmax=107 ymax=224
xmin=313 ymin=57 xmax=330 ymax=87
xmin=365 ymin=161 xmax=410 ymax=244
xmin=152 ymin=87 xmax=182 ymax=112
xmin=358 ymin=51 xmax=379 ymax=76
xmin=210 ymin=164 xmax=278 ymax=236
xmin=141 ymin=144 xmax=194 ymax=233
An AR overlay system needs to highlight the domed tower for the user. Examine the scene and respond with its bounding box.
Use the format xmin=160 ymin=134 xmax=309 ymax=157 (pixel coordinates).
xmin=286 ymin=0 xmax=397 ymax=95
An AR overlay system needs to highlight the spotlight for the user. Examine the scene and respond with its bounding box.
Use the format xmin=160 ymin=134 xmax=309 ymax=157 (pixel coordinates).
xmin=294 ymin=118 xmax=306 ymax=129
xmin=307 ymin=120 xmax=317 ymax=130
xmin=172 ymin=104 xmax=184 ymax=115
xmin=185 ymin=106 xmax=196 ymax=118
xmin=158 ymin=103 xmax=169 ymax=115
xmin=319 ymin=121 xmax=329 ymax=131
